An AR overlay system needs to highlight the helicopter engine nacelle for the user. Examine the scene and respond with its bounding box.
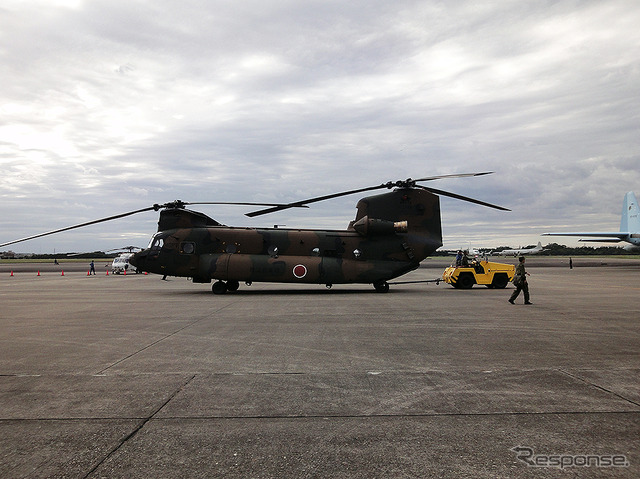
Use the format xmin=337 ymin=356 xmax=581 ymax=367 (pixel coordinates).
xmin=351 ymin=216 xmax=408 ymax=236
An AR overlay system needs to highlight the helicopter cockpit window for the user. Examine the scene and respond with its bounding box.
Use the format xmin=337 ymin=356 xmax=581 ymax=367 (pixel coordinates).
xmin=181 ymin=242 xmax=195 ymax=254
xmin=148 ymin=234 xmax=165 ymax=252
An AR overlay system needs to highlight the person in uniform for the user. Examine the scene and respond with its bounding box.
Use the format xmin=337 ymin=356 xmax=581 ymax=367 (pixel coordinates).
xmin=509 ymin=256 xmax=532 ymax=304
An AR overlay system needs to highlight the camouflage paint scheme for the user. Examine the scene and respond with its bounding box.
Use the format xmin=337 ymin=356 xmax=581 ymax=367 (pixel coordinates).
xmin=130 ymin=188 xmax=443 ymax=289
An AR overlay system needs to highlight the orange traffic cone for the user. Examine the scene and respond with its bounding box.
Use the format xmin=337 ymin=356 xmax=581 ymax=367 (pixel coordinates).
xmin=61 ymin=270 xmax=64 ymax=276
xmin=37 ymin=271 xmax=40 ymax=276
xmin=87 ymin=270 xmax=90 ymax=276
xmin=123 ymin=269 xmax=127 ymax=275
xmin=10 ymin=271 xmax=13 ymax=277
xmin=106 ymin=270 xmax=109 ymax=276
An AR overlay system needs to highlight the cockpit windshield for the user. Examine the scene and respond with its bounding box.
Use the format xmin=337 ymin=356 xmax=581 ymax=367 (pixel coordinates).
xmin=147 ymin=233 xmax=165 ymax=251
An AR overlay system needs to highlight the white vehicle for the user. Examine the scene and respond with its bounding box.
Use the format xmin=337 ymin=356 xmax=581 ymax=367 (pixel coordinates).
xmin=111 ymin=253 xmax=138 ymax=274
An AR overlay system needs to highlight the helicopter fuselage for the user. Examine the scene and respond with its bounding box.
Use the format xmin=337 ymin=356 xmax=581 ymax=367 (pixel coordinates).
xmin=130 ymin=188 xmax=444 ymax=290
xmin=132 ymin=225 xmax=429 ymax=285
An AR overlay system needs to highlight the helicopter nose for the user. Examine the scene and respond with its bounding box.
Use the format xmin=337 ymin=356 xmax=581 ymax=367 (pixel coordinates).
xmin=129 ymin=250 xmax=145 ymax=268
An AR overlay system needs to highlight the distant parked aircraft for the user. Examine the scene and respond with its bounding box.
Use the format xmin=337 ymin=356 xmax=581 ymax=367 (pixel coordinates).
xmin=441 ymin=247 xmax=482 ymax=256
xmin=542 ymin=191 xmax=640 ymax=251
xmin=494 ymin=241 xmax=546 ymax=256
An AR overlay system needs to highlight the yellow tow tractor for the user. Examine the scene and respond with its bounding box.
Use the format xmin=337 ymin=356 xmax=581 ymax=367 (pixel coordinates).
xmin=442 ymin=259 xmax=515 ymax=289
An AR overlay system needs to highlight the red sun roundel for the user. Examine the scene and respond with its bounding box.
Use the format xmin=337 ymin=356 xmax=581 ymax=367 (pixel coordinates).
xmin=293 ymin=264 xmax=307 ymax=278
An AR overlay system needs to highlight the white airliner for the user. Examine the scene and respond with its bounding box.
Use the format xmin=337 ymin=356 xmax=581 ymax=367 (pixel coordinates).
xmin=542 ymin=191 xmax=640 ymax=251
xmin=494 ymin=241 xmax=545 ymax=256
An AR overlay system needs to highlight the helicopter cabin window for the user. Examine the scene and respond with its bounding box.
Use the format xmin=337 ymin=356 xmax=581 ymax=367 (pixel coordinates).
xmin=180 ymin=242 xmax=195 ymax=254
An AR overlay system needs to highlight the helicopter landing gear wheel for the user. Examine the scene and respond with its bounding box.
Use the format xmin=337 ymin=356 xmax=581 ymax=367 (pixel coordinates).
xmin=212 ymin=280 xmax=227 ymax=295
xmin=226 ymin=280 xmax=240 ymax=292
xmin=373 ymin=281 xmax=390 ymax=293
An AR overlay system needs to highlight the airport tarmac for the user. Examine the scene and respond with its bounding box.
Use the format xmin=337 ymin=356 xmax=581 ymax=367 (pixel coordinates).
xmin=0 ymin=258 xmax=638 ymax=478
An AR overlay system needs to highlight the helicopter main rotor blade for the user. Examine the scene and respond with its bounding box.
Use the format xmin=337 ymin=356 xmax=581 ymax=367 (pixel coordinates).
xmin=104 ymin=246 xmax=144 ymax=253
xmin=411 ymin=171 xmax=494 ymax=182
xmin=0 ymin=206 xmax=158 ymax=248
xmin=184 ymin=202 xmax=309 ymax=208
xmin=0 ymin=200 xmax=311 ymax=248
xmin=245 ymin=172 xmax=497 ymax=217
xmin=245 ymin=184 xmax=392 ymax=217
xmin=417 ymin=186 xmax=510 ymax=211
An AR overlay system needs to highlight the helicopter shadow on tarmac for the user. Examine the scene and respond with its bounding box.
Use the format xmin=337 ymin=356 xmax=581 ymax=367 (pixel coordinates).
xmin=167 ymin=286 xmax=422 ymax=296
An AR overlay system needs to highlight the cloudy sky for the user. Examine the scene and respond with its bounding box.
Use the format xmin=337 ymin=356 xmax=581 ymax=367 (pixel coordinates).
xmin=1 ymin=0 xmax=639 ymax=253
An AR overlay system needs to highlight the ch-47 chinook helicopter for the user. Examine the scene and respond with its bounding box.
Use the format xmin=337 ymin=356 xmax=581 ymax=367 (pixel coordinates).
xmin=1 ymin=173 xmax=509 ymax=293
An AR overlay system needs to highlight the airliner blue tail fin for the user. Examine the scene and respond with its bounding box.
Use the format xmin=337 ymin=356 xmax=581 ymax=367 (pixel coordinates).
xmin=620 ymin=191 xmax=640 ymax=233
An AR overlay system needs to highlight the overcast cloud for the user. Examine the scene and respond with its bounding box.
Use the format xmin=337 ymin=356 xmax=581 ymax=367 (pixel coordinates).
xmin=1 ymin=0 xmax=639 ymax=253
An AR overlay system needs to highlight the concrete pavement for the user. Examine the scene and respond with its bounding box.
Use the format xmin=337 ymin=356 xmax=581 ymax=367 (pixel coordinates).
xmin=0 ymin=258 xmax=638 ymax=478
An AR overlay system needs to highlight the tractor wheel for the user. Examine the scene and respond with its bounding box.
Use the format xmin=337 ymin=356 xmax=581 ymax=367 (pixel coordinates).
xmin=492 ymin=274 xmax=509 ymax=289
xmin=457 ymin=274 xmax=475 ymax=289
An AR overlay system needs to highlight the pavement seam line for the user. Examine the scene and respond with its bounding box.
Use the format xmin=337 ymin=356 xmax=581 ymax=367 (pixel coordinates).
xmin=558 ymin=369 xmax=640 ymax=408
xmin=95 ymin=303 xmax=237 ymax=374
xmin=0 ymin=410 xmax=637 ymax=424
xmin=81 ymin=374 xmax=196 ymax=479
xmin=138 ymin=410 xmax=640 ymax=420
